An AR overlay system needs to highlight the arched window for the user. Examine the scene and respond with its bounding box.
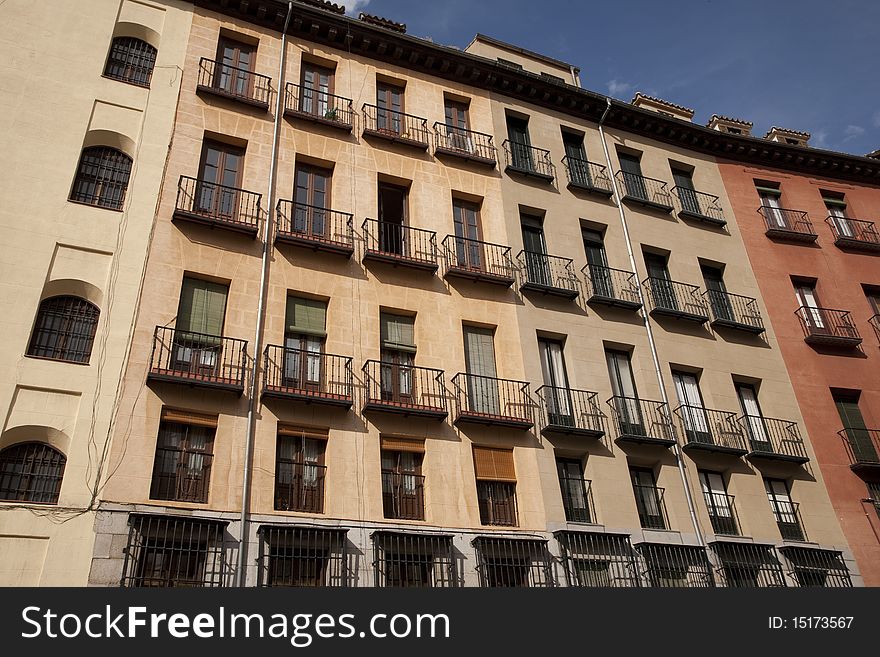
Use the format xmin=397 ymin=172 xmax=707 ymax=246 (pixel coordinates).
xmin=69 ymin=147 xmax=133 ymax=210
xmin=0 ymin=442 xmax=67 ymax=504
xmin=27 ymin=296 xmax=100 ymax=363
xmin=104 ymin=37 xmax=157 ymax=87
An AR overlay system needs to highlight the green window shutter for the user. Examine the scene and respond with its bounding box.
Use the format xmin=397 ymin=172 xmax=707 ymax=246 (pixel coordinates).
xmin=672 ymin=169 xmax=694 ymax=190
xmin=618 ymin=153 xmax=642 ymax=177
xmin=822 ymin=196 xmax=847 ymax=208
xmin=286 ymin=296 xmax=327 ymax=337
xmin=754 ymin=185 xmax=781 ymax=196
xmin=177 ymin=277 xmax=228 ymax=336
xmin=381 ymin=313 xmax=416 ymax=352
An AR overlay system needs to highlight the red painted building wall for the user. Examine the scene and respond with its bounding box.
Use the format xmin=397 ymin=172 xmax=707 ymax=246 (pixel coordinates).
xmin=718 ymin=160 xmax=880 ymax=585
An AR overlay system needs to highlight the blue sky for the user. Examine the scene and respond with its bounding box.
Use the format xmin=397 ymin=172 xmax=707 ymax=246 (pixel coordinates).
xmin=344 ymin=0 xmax=879 ymax=155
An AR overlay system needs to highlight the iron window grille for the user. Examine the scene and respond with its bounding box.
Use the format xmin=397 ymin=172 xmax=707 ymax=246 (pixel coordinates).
xmin=635 ymin=543 xmax=715 ymax=588
xmin=103 ymin=37 xmax=157 ymax=87
xmin=121 ymin=514 xmax=228 ymax=587
xmin=476 ymin=481 xmax=518 ymax=526
xmin=149 ymin=421 xmax=215 ymax=503
xmin=274 ymin=436 xmax=326 ymax=513
xmin=779 ymin=546 xmax=852 ymax=588
xmin=258 ymin=525 xmax=348 ymax=587
xmin=472 ymin=537 xmax=556 ymax=587
xmin=69 ymin=146 xmax=133 ymax=210
xmin=27 ymin=296 xmax=100 ymax=364
xmin=710 ymin=542 xmax=786 ymax=588
xmin=372 ymin=531 xmax=456 ymax=587
xmin=555 ymin=531 xmax=640 ymax=587
xmin=0 ymin=442 xmax=66 ymax=504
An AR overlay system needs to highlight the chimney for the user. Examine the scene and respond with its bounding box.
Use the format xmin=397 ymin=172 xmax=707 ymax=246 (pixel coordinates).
xmin=630 ymin=92 xmax=694 ymax=122
xmin=764 ymin=126 xmax=810 ymax=147
xmin=706 ymin=114 xmax=753 ymax=136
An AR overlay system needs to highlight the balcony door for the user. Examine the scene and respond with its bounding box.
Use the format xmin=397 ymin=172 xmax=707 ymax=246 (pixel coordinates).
xmin=381 ymin=449 xmax=423 ymax=520
xmin=702 ymin=265 xmax=734 ymax=321
xmin=557 ymin=458 xmax=590 ymax=523
xmin=563 ymin=133 xmax=591 ymax=186
xmin=376 ymin=82 xmax=404 ymax=135
xmin=377 ymin=183 xmax=408 ymax=256
xmin=583 ymin=228 xmax=615 ymax=298
xmin=672 ymin=371 xmax=710 ymax=443
xmin=444 ymin=99 xmax=472 ymax=153
xmin=699 ymin=471 xmax=735 ymax=535
xmin=606 ymin=350 xmax=643 ymax=436
xmin=758 ymin=188 xmax=786 ymax=228
xmin=825 ymin=197 xmax=854 ymax=238
xmin=293 ymin=164 xmax=330 ymax=238
xmin=464 ymin=326 xmax=500 ymax=416
xmin=452 ymin=199 xmax=483 ymax=271
xmin=736 ymin=383 xmax=770 ymax=452
xmin=275 ymin=435 xmax=325 ymax=512
xmin=645 ymin=252 xmax=678 ymax=311
xmin=764 ymin=478 xmax=799 ymax=537
xmin=672 ymin=168 xmax=701 ymax=215
xmin=538 ymin=338 xmax=571 ymax=426
xmin=380 ymin=313 xmax=415 ymax=403
xmin=834 ymin=392 xmax=876 ymax=463
xmin=794 ymin=282 xmax=826 ymax=332
xmin=284 ymin=297 xmax=327 ymax=391
xmin=630 ymin=467 xmax=664 ymax=529
xmin=506 ymin=116 xmax=532 ymax=170
xmin=300 ymin=62 xmax=334 ymax=117
xmin=618 ymin=153 xmax=647 ymax=200
xmin=197 ymin=141 xmax=243 ymax=217
xmin=216 ymin=37 xmax=254 ymax=97
xmin=173 ymin=277 xmax=228 ymax=376
xmin=521 ymin=215 xmax=550 ymax=286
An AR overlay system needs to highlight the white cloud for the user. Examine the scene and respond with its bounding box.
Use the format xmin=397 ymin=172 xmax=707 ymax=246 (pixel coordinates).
xmin=842 ymin=124 xmax=865 ymax=142
xmin=345 ymin=0 xmax=371 ymax=15
xmin=607 ymin=79 xmax=633 ymax=98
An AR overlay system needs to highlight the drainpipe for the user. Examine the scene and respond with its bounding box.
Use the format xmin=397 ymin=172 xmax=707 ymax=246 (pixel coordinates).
xmin=596 ymin=98 xmax=705 ymax=547
xmin=236 ymin=1 xmax=293 ymax=587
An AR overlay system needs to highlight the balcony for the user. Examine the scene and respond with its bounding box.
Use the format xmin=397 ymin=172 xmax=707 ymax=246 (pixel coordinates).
xmin=362 ymin=104 xmax=429 ymax=150
xmin=150 ymin=448 xmax=212 ymax=504
xmin=441 ymin=235 xmax=516 ymax=287
xmin=275 ymin=199 xmax=354 ymax=257
xmin=672 ymin=187 xmax=726 ymax=227
xmin=582 ymin=264 xmax=642 ymax=310
xmin=275 ymin=463 xmax=326 ymax=514
xmin=147 ymin=325 xmax=247 ymax=393
xmin=173 ymin=176 xmax=261 ymax=236
xmin=770 ymin=499 xmax=807 ymax=542
xmin=195 ymin=57 xmax=271 ymax=111
xmin=284 ymin=83 xmax=354 ymax=132
xmin=516 ymin=252 xmax=580 ymax=299
xmin=795 ymin=307 xmax=862 ymax=348
xmin=381 ymin=471 xmax=425 ymax=521
xmin=607 ymin=397 xmax=677 ymax=447
xmin=643 ymin=278 xmax=710 ymax=323
xmin=838 ymin=428 xmax=880 ymax=474
xmin=362 ymin=219 xmax=438 ymax=272
xmin=451 ymin=373 xmax=533 ymax=429
xmin=633 ymin=484 xmax=669 ymax=530
xmin=536 ymin=386 xmax=605 ymax=439
xmin=615 ymin=171 xmax=674 ymax=213
xmin=561 ymin=156 xmax=613 ymax=197
xmin=502 ymin=140 xmax=554 ymax=182
xmin=825 ymin=216 xmax=880 ymax=253
xmin=872 ymin=315 xmax=880 ymax=342
xmin=674 ymin=406 xmax=748 ymax=456
xmin=559 ymin=475 xmax=596 ymax=524
xmin=362 ymin=360 xmax=447 ymax=419
xmin=704 ymin=493 xmax=741 ymax=536
xmin=262 ymin=345 xmax=353 ymax=408
xmin=704 ymin=290 xmax=765 ymax=335
xmin=738 ymin=415 xmax=809 ymax=464
xmin=759 ymin=206 xmax=818 ymax=243
xmin=433 ymin=123 xmax=497 ymax=166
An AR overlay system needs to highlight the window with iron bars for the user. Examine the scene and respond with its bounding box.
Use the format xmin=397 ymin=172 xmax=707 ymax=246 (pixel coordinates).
xmin=372 ymin=531 xmax=457 ymax=587
xmin=476 ymin=481 xmax=518 ymax=526
xmin=103 ymin=37 xmax=157 ymax=87
xmin=121 ymin=515 xmax=228 ymax=587
xmin=779 ymin=546 xmax=853 ymax=588
xmin=149 ymin=421 xmax=214 ymax=503
xmin=258 ymin=525 xmax=348 ymax=587
xmin=69 ymin=147 xmax=133 ymax=210
xmin=711 ymin=542 xmax=786 ymax=588
xmin=0 ymin=442 xmax=66 ymax=504
xmin=27 ymin=296 xmax=100 ymax=364
xmin=275 ymin=435 xmax=326 ymax=513
xmin=636 ymin=543 xmax=715 ymax=588
xmin=555 ymin=531 xmax=640 ymax=587
xmin=472 ymin=537 xmax=555 ymax=587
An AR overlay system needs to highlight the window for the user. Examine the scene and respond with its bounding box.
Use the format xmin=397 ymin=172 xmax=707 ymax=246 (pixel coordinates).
xmin=617 ymin=152 xmax=647 ymax=200
xmin=765 ymin=478 xmax=805 ymax=541
xmin=381 ymin=438 xmax=424 ymax=521
xmin=521 ymin=213 xmax=549 ymax=285
xmin=539 ymin=338 xmax=572 ymax=426
xmin=27 ymin=296 xmax=100 ymax=363
xmin=172 ymin=277 xmax=229 ymax=377
xmin=793 ymin=280 xmax=827 ymax=331
xmin=736 ymin=382 xmax=772 ymax=451
xmin=556 ymin=531 xmax=640 ymax=587
xmin=823 ymin=193 xmax=853 ymax=237
xmin=473 ymin=537 xmax=555 ymax=587
xmin=636 ymin=543 xmax=714 ymax=588
xmin=284 ymin=296 xmax=327 ymax=391
xmin=443 ymin=98 xmax=473 ymax=153
xmin=606 ymin=349 xmax=642 ymax=436
xmin=701 ymin=264 xmax=734 ymax=322
xmin=69 ymin=147 xmax=132 ymax=210
xmin=563 ymin=132 xmax=592 ymax=185
xmin=506 ymin=115 xmax=533 ymax=170
xmin=756 ymin=183 xmax=785 ymax=227
xmin=0 ymin=442 xmax=66 ymax=504
xmin=473 ymin=446 xmax=517 ymax=526
xmin=644 ymin=252 xmax=677 ymax=310
xmin=463 ymin=325 xmax=499 ymax=416
xmin=671 ymin=167 xmax=701 ymax=214
xmin=557 ymin=458 xmax=591 ymax=523
xmin=780 ymin=547 xmax=852 ymax=588
xmin=275 ymin=427 xmax=326 ymax=513
xmin=376 ymin=82 xmax=404 ymax=134
xmin=292 ymin=164 xmax=331 ymax=238
xmin=215 ymin=37 xmax=255 ymax=97
xmin=259 ymin=526 xmax=347 ymax=587
xmin=377 ymin=183 xmax=408 ymax=256
xmin=452 ymin=199 xmax=483 ymax=270
xmin=672 ymin=371 xmax=709 ymax=444
xmin=379 ymin=312 xmax=416 ymax=403
xmin=196 ymin=140 xmax=244 ymax=217
xmin=630 ymin=467 xmax=665 ymax=529
xmin=299 ymin=61 xmax=334 ymax=117
xmin=149 ymin=412 xmax=216 ymax=503
xmin=699 ymin=471 xmax=737 ymax=535
xmin=867 ymin=290 xmax=880 ymax=317
xmin=373 ymin=531 xmax=456 ymax=587
xmin=103 ymin=37 xmax=157 ymax=87
xmin=833 ymin=391 xmax=877 ymax=463
xmin=713 ymin=543 xmax=785 ymax=588
xmin=583 ymin=228 xmax=614 ymax=296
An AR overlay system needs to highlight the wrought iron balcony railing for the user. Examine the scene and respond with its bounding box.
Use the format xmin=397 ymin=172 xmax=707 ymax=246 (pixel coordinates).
xmin=642 ymin=278 xmax=710 ymax=323
xmin=433 ymin=123 xmax=497 ymax=166
xmin=362 ymin=360 xmax=447 ymax=419
xmin=759 ymin=206 xmax=818 ymax=242
xmin=536 ymin=386 xmax=605 ymax=438
xmin=381 ymin=471 xmax=426 ymax=521
xmin=148 ymin=325 xmax=247 ymax=393
xmin=284 ymin=82 xmax=354 ymax=131
xmin=703 ymin=290 xmax=765 ymax=334
xmin=770 ymin=499 xmax=807 ymax=542
xmin=615 ymin=171 xmax=674 ymax=212
xmin=362 ymin=219 xmax=438 ymax=271
xmin=476 ymin=481 xmax=519 ymax=527
xmin=275 ymin=199 xmax=354 ymax=256
xmin=502 ymin=140 xmax=554 ymax=182
xmin=607 ymin=396 xmax=677 ymax=446
xmin=362 ymin=104 xmax=429 ymax=149
xmin=672 ymin=187 xmax=726 ymax=226
xmin=704 ymin=492 xmax=741 ymax=536
xmin=262 ymin=345 xmax=353 ymax=407
xmin=582 ymin=264 xmax=642 ymax=310
xmin=196 ymin=57 xmax=272 ymax=110
xmin=559 ymin=476 xmax=596 ymax=524
xmin=795 ymin=306 xmax=862 ymax=347
xmin=737 ymin=415 xmax=809 ymax=463
xmin=632 ymin=484 xmax=669 ymax=530
xmin=825 ymin=216 xmax=880 ymax=252
xmin=149 ymin=448 xmax=213 ymax=504
xmin=452 ymin=373 xmax=533 ymax=429
xmin=838 ymin=428 xmax=880 ymax=472
xmin=674 ymin=405 xmax=748 ymax=455
xmin=516 ymin=251 xmax=580 ymax=299
xmin=561 ymin=156 xmax=613 ymax=196
xmin=173 ymin=176 xmax=262 ymax=235
xmin=441 ymin=235 xmax=516 ymax=286
xmin=275 ymin=462 xmax=326 ymax=513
